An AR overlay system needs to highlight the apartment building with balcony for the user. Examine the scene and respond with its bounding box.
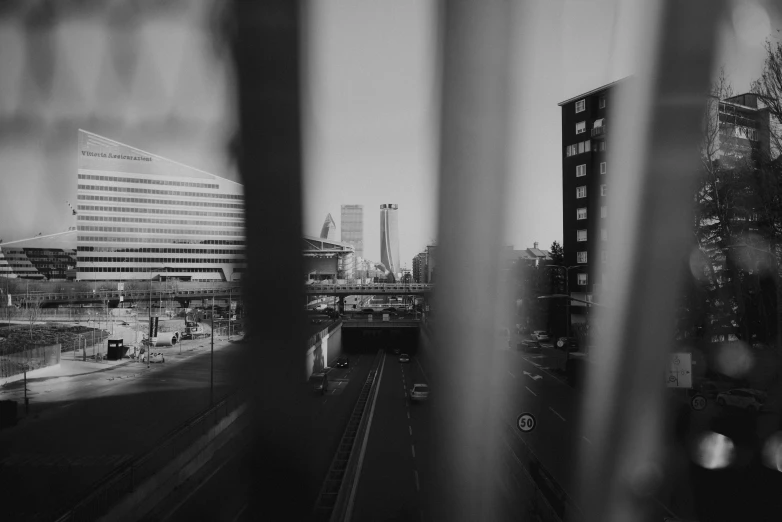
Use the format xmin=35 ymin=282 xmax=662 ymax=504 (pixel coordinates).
xmin=558 ymin=79 xmax=621 ymax=306
xmin=559 ymin=80 xmax=770 ymax=310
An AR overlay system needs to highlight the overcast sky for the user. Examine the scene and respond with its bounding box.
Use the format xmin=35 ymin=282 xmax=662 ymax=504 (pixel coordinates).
xmin=302 ymin=0 xmax=782 ymax=266
xmin=0 ymin=0 xmax=779 ymax=268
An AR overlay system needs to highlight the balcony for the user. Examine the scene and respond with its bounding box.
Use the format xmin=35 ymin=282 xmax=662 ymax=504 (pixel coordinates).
xmin=591 ymin=125 xmax=606 ymax=138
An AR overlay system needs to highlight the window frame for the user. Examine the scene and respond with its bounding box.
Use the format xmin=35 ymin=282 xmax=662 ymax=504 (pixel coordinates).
xmin=576 ymin=186 xmax=587 ymax=198
xmin=576 ymin=121 xmax=586 ymax=134
xmin=576 ymin=164 xmax=586 ymax=177
xmin=577 ymin=229 xmax=587 ymax=242
xmin=599 ymin=96 xmax=606 ymax=109
xmin=601 ymin=184 xmax=607 ymax=196
xmin=577 ymin=207 xmax=587 ymax=220
xmin=577 ymin=272 xmax=588 ymax=285
xmin=577 ymin=251 xmax=588 ymax=263
xmin=600 ymin=162 xmax=607 ymax=175
xmin=601 ymin=205 xmax=607 ymax=218
xmin=575 ymin=99 xmax=585 ymax=113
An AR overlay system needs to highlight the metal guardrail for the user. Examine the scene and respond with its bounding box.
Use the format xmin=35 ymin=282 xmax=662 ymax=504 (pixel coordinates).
xmin=304 ymin=284 xmax=432 ymax=294
xmin=9 ymin=286 xmax=242 ymax=305
xmin=54 ymin=389 xmax=245 ymax=522
xmin=312 ymin=350 xmax=384 ymax=521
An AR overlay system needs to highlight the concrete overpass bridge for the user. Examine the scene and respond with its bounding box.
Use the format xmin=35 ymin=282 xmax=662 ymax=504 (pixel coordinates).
xmin=304 ymin=283 xmax=432 ymax=296
xmin=8 ymin=286 xmax=242 ymax=308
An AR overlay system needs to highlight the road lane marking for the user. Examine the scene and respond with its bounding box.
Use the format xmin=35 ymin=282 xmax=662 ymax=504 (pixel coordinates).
xmin=411 ymin=445 xmax=416 ymax=458
xmin=414 ymin=470 xmax=420 ymax=491
xmin=407 ymin=411 xmax=411 ymax=419
xmin=409 ymin=426 xmax=413 ymax=436
xmin=508 ymin=371 xmax=515 ymax=379
xmin=582 ymin=436 xmax=592 ymax=444
xmin=522 ymin=371 xmax=542 ymax=381
xmin=232 ymin=502 xmax=249 ymax=522
xmin=323 ymin=398 xmax=328 ymax=404
xmin=549 ymin=407 xmax=566 ymax=422
xmin=525 ymin=386 xmax=537 ymax=397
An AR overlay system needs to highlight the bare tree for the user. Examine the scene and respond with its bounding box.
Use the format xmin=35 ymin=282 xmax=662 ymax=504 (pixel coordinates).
xmin=26 ymin=294 xmax=42 ymax=340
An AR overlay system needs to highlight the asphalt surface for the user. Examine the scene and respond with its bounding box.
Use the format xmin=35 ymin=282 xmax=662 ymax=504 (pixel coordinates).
xmin=0 ymin=334 xmax=242 ymax=521
xmin=157 ymin=352 xmax=375 ymax=522
xmin=350 ymin=352 xmax=430 ymax=522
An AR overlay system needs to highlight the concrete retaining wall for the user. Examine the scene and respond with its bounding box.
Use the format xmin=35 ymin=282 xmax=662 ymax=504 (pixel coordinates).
xmin=101 ymin=403 xmax=248 ymax=522
xmin=305 ymin=322 xmax=343 ymax=381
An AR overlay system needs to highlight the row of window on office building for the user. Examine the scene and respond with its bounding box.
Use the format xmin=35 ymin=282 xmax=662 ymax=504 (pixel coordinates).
xmin=78 ymin=247 xmax=245 ymax=255
xmin=78 ymin=205 xmax=243 ymax=219
xmin=78 ymin=184 xmax=243 ymax=200
xmin=77 ymin=226 xmax=244 ymax=236
xmin=78 ymin=195 xmax=244 ymax=210
xmin=78 ymin=174 xmax=220 ymax=190
xmin=77 ymin=236 xmax=245 ymax=245
xmin=77 ymin=215 xmax=244 ymax=228
xmin=79 ymin=257 xmax=245 ymax=264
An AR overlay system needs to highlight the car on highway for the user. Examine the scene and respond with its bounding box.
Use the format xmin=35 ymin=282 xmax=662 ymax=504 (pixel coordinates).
xmin=334 ymin=357 xmax=349 ymax=368
xmin=410 ymin=383 xmax=429 ymax=402
xmin=399 ymin=353 xmax=410 ymax=363
xmin=362 ymin=308 xmax=375 ymax=314
xmin=309 ymin=372 xmax=328 ymax=395
xmin=530 ymin=330 xmax=549 ymax=343
xmin=555 ymin=337 xmax=579 ymax=351
xmin=119 ymin=321 xmax=130 ymax=326
xmin=716 ymin=388 xmax=764 ymax=411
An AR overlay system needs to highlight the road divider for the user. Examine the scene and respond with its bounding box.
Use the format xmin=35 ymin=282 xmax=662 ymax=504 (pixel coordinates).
xmin=312 ymin=350 xmax=384 ymax=522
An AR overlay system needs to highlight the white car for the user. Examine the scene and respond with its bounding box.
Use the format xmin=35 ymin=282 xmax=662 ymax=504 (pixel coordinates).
xmin=410 ymin=384 xmax=429 ymax=402
xmin=530 ymin=330 xmax=549 ymax=343
xmin=716 ymin=388 xmax=764 ymax=411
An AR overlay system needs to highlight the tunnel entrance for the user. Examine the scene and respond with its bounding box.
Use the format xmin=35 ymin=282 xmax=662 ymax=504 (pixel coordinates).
xmin=342 ymin=327 xmax=419 ymax=355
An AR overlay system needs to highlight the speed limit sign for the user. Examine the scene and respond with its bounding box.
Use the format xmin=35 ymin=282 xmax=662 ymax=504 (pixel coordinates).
xmin=691 ymin=395 xmax=707 ymax=411
xmin=517 ymin=413 xmax=536 ymax=433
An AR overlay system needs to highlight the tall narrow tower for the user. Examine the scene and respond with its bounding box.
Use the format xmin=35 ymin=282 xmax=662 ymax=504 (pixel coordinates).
xmin=319 ymin=213 xmax=337 ymax=240
xmin=340 ymin=205 xmax=364 ymax=258
xmin=380 ymin=204 xmax=400 ymax=281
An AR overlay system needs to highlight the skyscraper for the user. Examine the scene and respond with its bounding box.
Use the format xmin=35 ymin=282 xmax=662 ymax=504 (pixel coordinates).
xmin=380 ymin=204 xmax=400 ymax=281
xmin=319 ymin=213 xmax=337 ymax=240
xmin=340 ymin=205 xmax=364 ymax=259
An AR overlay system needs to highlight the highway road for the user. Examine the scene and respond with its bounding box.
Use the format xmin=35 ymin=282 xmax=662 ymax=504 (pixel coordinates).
xmin=0 ymin=335 xmax=243 ymax=521
xmin=154 ymin=352 xmax=375 ymax=522
xmin=350 ymin=352 xmax=430 ymax=522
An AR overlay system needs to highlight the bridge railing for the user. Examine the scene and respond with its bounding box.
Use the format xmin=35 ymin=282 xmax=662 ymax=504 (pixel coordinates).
xmin=8 ymin=286 xmax=243 ymax=304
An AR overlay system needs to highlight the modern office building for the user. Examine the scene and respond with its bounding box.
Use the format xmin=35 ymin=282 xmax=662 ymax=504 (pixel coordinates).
xmin=412 ymin=252 xmax=426 ymax=283
xmin=0 ymin=230 xmax=78 ymax=280
xmin=425 ymin=244 xmax=436 ymax=284
xmin=319 ymin=213 xmax=337 ymax=241
xmin=559 ymin=80 xmax=769 ymax=308
xmin=340 ymin=205 xmax=364 ymax=259
xmin=76 ymin=130 xmax=246 ymax=281
xmin=380 ymin=204 xmax=400 ymax=281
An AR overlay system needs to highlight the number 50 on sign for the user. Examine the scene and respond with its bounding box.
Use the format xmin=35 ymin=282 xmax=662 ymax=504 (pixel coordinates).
xmin=517 ymin=413 xmax=536 ymax=433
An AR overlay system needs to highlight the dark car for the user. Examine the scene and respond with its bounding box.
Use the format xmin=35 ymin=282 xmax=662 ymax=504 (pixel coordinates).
xmin=383 ymin=307 xmax=396 ymax=313
xmin=335 ymin=357 xmax=349 ymax=368
xmin=399 ymin=353 xmax=411 ymax=363
xmin=362 ymin=308 xmax=375 ymax=314
xmin=556 ymin=337 xmax=579 ymax=351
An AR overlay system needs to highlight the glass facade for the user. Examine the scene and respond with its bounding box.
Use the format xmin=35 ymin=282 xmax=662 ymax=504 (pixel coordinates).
xmin=340 ymin=204 xmax=364 ymax=259
xmin=76 ymin=130 xmax=246 ymax=281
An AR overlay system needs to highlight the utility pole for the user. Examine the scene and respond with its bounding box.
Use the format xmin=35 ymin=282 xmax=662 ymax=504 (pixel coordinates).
xmin=210 ymin=296 xmax=214 ymax=405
